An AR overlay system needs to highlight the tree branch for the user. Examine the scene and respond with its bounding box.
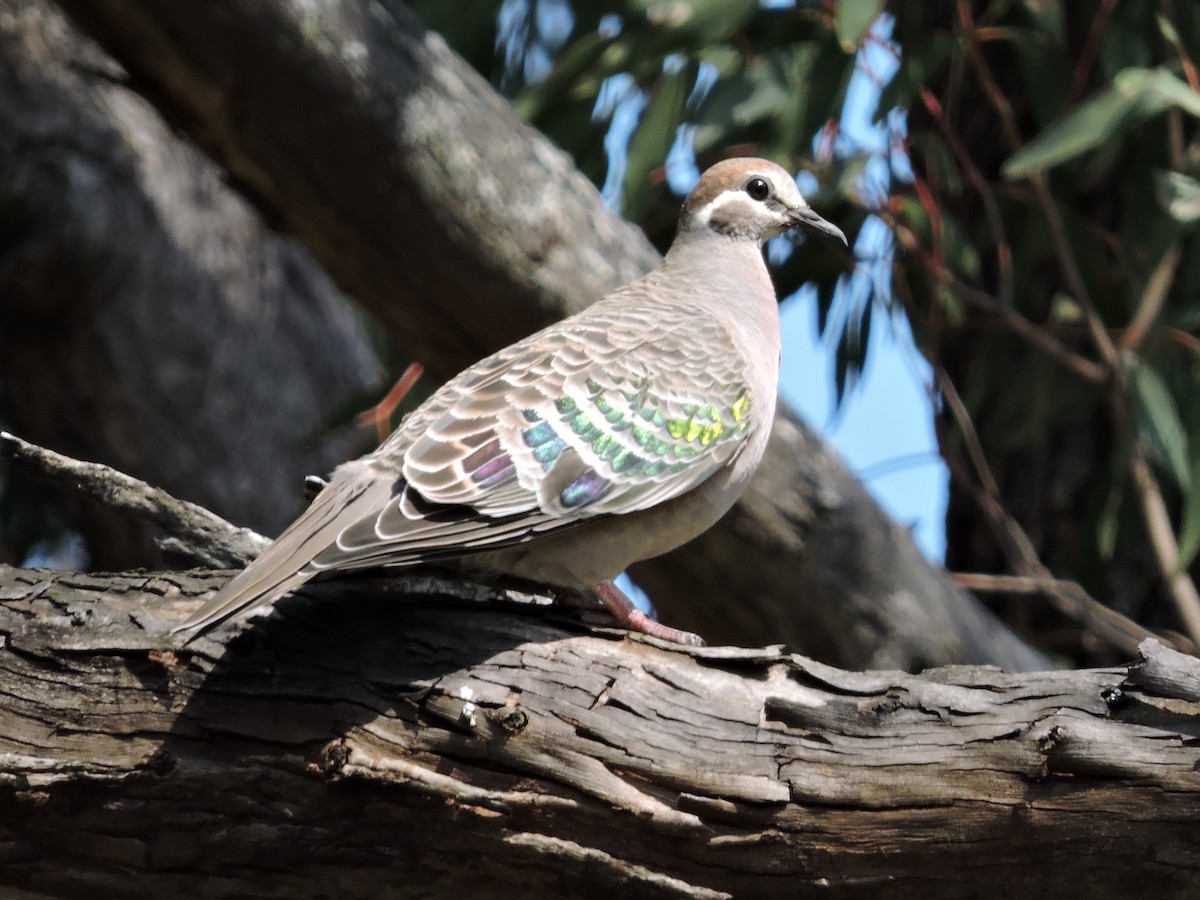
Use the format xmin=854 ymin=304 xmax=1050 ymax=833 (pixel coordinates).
xmin=0 ymin=432 xmax=266 ymax=568
xmin=0 ymin=566 xmax=1197 ymax=898
xmin=0 ymin=0 xmax=382 ymax=561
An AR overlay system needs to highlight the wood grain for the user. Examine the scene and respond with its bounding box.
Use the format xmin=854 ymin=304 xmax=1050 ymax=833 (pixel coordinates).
xmin=1 ymin=566 xmax=1196 ymax=898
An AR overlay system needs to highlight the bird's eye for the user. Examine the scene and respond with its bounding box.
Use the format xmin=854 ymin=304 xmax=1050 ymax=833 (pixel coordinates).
xmin=745 ymin=177 xmax=771 ymax=201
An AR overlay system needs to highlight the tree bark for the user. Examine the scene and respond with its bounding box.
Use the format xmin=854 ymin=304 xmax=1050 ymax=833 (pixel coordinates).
xmin=0 ymin=564 xmax=1197 ymax=899
xmin=8 ymin=0 xmax=1048 ymax=671
xmin=0 ymin=0 xmax=383 ymax=566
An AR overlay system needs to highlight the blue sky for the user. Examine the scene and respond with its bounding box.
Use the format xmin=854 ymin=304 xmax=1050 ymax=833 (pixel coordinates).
xmin=781 ymin=286 xmax=947 ymax=560
xmin=780 ymin=17 xmax=947 ymax=561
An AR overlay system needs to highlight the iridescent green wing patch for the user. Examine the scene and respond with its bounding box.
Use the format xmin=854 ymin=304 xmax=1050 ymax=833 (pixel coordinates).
xmin=400 ymin=296 xmax=762 ymax=523
xmin=514 ymin=360 xmax=755 ymax=515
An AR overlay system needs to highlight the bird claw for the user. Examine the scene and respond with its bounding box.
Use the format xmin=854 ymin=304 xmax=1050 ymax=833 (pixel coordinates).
xmin=591 ymin=581 xmax=705 ymax=647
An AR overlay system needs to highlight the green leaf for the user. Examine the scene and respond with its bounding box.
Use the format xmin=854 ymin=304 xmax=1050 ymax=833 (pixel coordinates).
xmin=1003 ymin=83 xmax=1142 ymax=178
xmin=1020 ymin=0 xmax=1064 ymax=42
xmin=878 ymin=31 xmax=953 ymax=114
xmin=1154 ymin=170 xmax=1200 ymax=224
xmin=622 ymin=62 xmax=692 ymax=221
xmin=1096 ymin=482 xmax=1122 ymax=562
xmin=773 ymin=43 xmax=838 ymax=158
xmin=1004 ymin=67 xmax=1200 ymax=179
xmin=1177 ymin=453 xmax=1200 ymax=573
xmin=629 ymin=0 xmax=760 ymax=47
xmin=694 ymin=55 xmax=790 ymax=134
xmin=835 ymin=0 xmax=883 ymax=51
xmin=1119 ymin=66 xmax=1200 ymax=117
xmin=514 ymin=32 xmax=617 ymax=123
xmin=1157 ymin=12 xmax=1183 ymax=48
xmin=1132 ymin=357 xmax=1191 ymax=491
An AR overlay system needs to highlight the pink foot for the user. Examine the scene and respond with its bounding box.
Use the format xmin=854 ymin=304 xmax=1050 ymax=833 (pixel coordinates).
xmin=591 ymin=581 xmax=705 ymax=646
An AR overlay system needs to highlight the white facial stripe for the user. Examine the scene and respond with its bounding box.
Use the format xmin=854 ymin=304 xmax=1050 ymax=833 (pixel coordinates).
xmin=692 ymin=190 xmax=763 ymax=227
xmin=776 ymin=181 xmax=808 ymax=210
xmin=759 ymin=170 xmax=805 ymax=209
xmin=692 ymin=178 xmax=810 ymax=228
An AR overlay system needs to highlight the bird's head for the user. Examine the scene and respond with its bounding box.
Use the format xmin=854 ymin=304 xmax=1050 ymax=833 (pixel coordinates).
xmin=679 ymin=157 xmax=846 ymax=247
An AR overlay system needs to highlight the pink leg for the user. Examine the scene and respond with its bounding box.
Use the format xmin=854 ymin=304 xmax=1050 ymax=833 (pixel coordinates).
xmin=592 ymin=581 xmax=705 ymax=647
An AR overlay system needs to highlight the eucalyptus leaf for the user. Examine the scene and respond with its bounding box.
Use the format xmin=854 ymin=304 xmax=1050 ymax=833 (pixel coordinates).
xmin=1177 ymin=453 xmax=1200 ymax=573
xmin=1004 ymin=67 xmax=1200 ymax=178
xmin=1119 ymin=66 xmax=1200 ymax=118
xmin=1154 ymin=170 xmax=1200 ymax=224
xmin=633 ymin=0 xmax=759 ymax=47
xmin=1096 ymin=482 xmax=1122 ymax=562
xmin=835 ymin=0 xmax=883 ymax=51
xmin=1020 ymin=0 xmax=1064 ymax=42
xmin=1132 ymin=358 xmax=1191 ymax=491
xmin=1003 ymin=84 xmax=1141 ymax=178
xmin=622 ymin=63 xmax=692 ymax=220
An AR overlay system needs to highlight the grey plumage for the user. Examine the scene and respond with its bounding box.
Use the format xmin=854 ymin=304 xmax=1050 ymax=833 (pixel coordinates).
xmin=175 ymin=158 xmax=845 ymax=642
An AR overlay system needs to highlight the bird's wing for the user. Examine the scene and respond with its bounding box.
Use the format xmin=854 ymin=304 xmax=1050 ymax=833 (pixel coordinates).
xmin=175 ymin=299 xmax=759 ymax=636
xmin=396 ymin=299 xmax=756 ymax=516
xmin=305 ymin=298 xmax=759 ymax=571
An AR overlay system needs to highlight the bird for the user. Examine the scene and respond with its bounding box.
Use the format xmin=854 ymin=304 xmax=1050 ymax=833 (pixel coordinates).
xmin=174 ymin=157 xmax=846 ymax=645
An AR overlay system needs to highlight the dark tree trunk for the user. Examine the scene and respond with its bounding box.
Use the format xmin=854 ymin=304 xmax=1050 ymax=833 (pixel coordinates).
xmin=0 ymin=0 xmax=382 ymax=567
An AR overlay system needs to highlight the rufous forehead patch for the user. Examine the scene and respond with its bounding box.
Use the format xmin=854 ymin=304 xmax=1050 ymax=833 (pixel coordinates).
xmin=683 ymin=157 xmax=794 ymax=215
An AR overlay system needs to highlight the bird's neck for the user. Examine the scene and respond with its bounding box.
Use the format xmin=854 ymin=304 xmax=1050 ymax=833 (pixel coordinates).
xmin=660 ymin=229 xmax=782 ymax=399
xmin=661 ymin=230 xmax=779 ymax=326
xmin=662 ymin=226 xmax=772 ymax=290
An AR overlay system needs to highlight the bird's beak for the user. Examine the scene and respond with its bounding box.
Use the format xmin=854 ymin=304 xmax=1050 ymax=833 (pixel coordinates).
xmin=788 ymin=205 xmax=847 ymax=246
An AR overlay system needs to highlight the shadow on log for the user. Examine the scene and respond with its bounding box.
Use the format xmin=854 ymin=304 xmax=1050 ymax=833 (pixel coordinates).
xmin=1 ymin=563 xmax=1198 ymax=899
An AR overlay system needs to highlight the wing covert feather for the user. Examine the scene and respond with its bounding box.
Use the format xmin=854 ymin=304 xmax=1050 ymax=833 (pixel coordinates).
xmin=395 ymin=299 xmax=758 ymax=526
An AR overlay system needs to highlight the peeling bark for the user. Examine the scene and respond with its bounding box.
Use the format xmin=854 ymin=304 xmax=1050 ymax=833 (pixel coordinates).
xmin=1 ymin=565 xmax=1197 ymax=899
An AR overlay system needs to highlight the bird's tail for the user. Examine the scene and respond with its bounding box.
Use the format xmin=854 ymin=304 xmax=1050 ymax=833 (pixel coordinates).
xmin=172 ymin=461 xmax=395 ymax=640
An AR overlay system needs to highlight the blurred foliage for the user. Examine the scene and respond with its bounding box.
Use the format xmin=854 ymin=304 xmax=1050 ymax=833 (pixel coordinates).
xmin=409 ymin=0 xmax=1200 ymax=660
xmin=887 ymin=1 xmax=1200 ymax=654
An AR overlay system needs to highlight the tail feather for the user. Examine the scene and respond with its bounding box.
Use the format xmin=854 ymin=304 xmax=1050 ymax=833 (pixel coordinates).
xmin=173 ymin=463 xmax=395 ymax=638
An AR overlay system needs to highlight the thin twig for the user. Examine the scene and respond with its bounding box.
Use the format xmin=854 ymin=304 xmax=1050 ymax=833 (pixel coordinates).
xmin=943 ymin=453 xmax=1164 ymax=656
xmin=947 ymin=273 xmax=1108 ymax=386
xmin=954 ymin=572 xmax=1161 ymax=656
xmin=909 ymin=173 xmax=947 ymax=365
xmin=1160 ymin=1 xmax=1200 ymax=92
xmin=888 ymin=214 xmax=1107 ymax=386
xmin=1129 ymin=445 xmax=1200 ymax=648
xmin=1031 ymin=178 xmax=1121 ymax=367
xmin=1123 ymin=242 xmax=1183 ymax=352
xmin=932 ymin=367 xmax=1001 ymax=500
xmin=356 ymin=361 xmax=425 ymax=442
xmin=919 ymin=87 xmax=1014 ymax=306
xmin=1064 ymin=0 xmax=1119 ymax=108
